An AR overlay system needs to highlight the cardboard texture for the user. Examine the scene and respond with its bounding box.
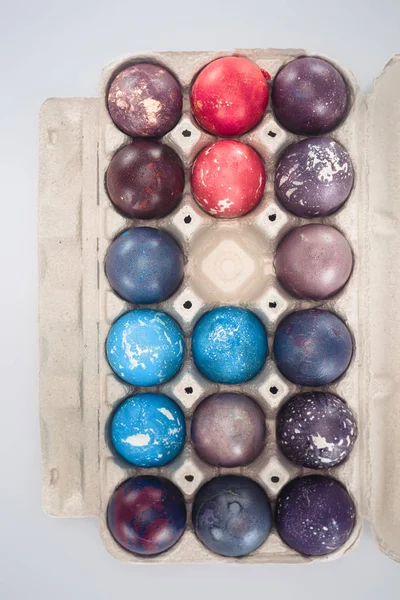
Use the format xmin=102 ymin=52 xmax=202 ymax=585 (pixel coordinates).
xmin=38 ymin=49 xmax=400 ymax=563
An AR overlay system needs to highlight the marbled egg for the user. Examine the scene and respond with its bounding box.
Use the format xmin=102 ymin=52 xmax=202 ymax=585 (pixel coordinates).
xmin=106 ymin=141 xmax=185 ymax=220
xmin=273 ymin=309 xmax=353 ymax=386
xmin=105 ymin=227 xmax=184 ymax=305
xmin=107 ymin=63 xmax=182 ymax=138
xmin=107 ymin=476 xmax=186 ymax=556
xmin=272 ymin=57 xmax=348 ymax=135
xmin=106 ymin=309 xmax=185 ymax=386
xmin=275 ymin=475 xmax=356 ymax=556
xmin=192 ymin=307 xmax=268 ymax=384
xmin=191 ymin=392 xmax=266 ymax=467
xmin=274 ymin=137 xmax=354 ymax=217
xmin=275 ymin=224 xmax=353 ymax=300
xmin=111 ymin=393 xmax=186 ymax=467
xmin=192 ymin=475 xmax=272 ymax=557
xmin=276 ymin=392 xmax=358 ymax=468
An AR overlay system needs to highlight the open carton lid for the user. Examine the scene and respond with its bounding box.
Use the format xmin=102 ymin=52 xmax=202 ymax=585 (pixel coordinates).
xmin=361 ymin=55 xmax=400 ymax=563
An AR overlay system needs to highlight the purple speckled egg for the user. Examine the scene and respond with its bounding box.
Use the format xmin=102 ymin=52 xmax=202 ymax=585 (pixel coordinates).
xmin=275 ymin=475 xmax=356 ymax=556
xmin=276 ymin=392 xmax=358 ymax=469
xmin=275 ymin=137 xmax=354 ymax=217
xmin=191 ymin=392 xmax=266 ymax=467
xmin=275 ymin=224 xmax=353 ymax=300
xmin=273 ymin=309 xmax=353 ymax=386
xmin=272 ymin=57 xmax=349 ymax=135
xmin=107 ymin=63 xmax=182 ymax=138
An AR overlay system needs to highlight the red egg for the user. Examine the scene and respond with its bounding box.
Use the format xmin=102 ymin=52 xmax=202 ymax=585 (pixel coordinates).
xmin=191 ymin=57 xmax=269 ymax=136
xmin=191 ymin=140 xmax=266 ymax=218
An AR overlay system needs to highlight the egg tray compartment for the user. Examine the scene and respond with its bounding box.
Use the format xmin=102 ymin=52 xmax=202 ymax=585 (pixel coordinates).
xmin=39 ymin=49 xmax=400 ymax=564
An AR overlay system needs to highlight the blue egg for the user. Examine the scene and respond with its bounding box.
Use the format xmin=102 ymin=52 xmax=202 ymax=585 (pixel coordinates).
xmin=106 ymin=309 xmax=185 ymax=386
xmin=111 ymin=393 xmax=186 ymax=467
xmin=105 ymin=227 xmax=185 ymax=305
xmin=192 ymin=306 xmax=268 ymax=384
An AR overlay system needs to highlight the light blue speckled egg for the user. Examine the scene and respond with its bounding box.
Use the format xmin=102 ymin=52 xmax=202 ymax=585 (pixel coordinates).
xmin=111 ymin=393 xmax=186 ymax=467
xmin=192 ymin=306 xmax=268 ymax=384
xmin=106 ymin=309 xmax=185 ymax=386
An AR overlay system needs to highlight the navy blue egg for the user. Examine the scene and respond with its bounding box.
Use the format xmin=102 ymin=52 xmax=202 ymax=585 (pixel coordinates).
xmin=106 ymin=309 xmax=185 ymax=386
xmin=273 ymin=309 xmax=352 ymax=386
xmin=191 ymin=306 xmax=268 ymax=384
xmin=192 ymin=475 xmax=272 ymax=557
xmin=111 ymin=393 xmax=186 ymax=467
xmin=105 ymin=227 xmax=184 ymax=305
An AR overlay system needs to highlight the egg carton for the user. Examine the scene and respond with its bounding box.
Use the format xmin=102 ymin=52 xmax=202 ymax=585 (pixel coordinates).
xmin=38 ymin=49 xmax=400 ymax=564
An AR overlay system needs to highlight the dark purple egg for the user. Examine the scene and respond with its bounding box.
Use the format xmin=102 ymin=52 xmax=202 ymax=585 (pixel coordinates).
xmin=107 ymin=476 xmax=186 ymax=556
xmin=277 ymin=392 xmax=358 ymax=468
xmin=191 ymin=393 xmax=266 ymax=467
xmin=107 ymin=63 xmax=182 ymax=137
xmin=275 ymin=224 xmax=353 ymax=300
xmin=273 ymin=309 xmax=353 ymax=386
xmin=192 ymin=475 xmax=272 ymax=557
xmin=106 ymin=141 xmax=185 ymax=219
xmin=105 ymin=227 xmax=184 ymax=305
xmin=275 ymin=475 xmax=356 ymax=555
xmin=272 ymin=57 xmax=349 ymax=135
xmin=275 ymin=137 xmax=354 ymax=217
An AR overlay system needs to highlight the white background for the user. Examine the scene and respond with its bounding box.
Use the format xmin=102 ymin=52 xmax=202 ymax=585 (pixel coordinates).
xmin=1 ymin=0 xmax=400 ymax=597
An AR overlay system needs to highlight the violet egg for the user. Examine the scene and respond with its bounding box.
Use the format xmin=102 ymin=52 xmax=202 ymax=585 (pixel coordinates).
xmin=107 ymin=63 xmax=182 ymax=138
xmin=275 ymin=224 xmax=353 ymax=300
xmin=275 ymin=475 xmax=356 ymax=556
xmin=191 ymin=392 xmax=266 ymax=467
xmin=276 ymin=392 xmax=358 ymax=469
xmin=273 ymin=309 xmax=353 ymax=386
xmin=274 ymin=137 xmax=354 ymax=218
xmin=272 ymin=57 xmax=349 ymax=135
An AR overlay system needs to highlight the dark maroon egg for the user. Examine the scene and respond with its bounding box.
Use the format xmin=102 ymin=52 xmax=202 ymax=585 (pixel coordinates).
xmin=272 ymin=57 xmax=349 ymax=135
xmin=273 ymin=309 xmax=353 ymax=386
xmin=275 ymin=137 xmax=354 ymax=217
xmin=275 ymin=475 xmax=356 ymax=556
xmin=275 ymin=224 xmax=353 ymax=300
xmin=276 ymin=392 xmax=358 ymax=469
xmin=106 ymin=140 xmax=185 ymax=219
xmin=191 ymin=392 xmax=266 ymax=467
xmin=107 ymin=63 xmax=182 ymax=138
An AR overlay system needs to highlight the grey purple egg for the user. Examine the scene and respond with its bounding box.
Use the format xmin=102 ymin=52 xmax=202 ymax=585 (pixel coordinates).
xmin=273 ymin=309 xmax=353 ymax=386
xmin=275 ymin=224 xmax=353 ymax=300
xmin=275 ymin=475 xmax=356 ymax=556
xmin=272 ymin=57 xmax=349 ymax=135
xmin=276 ymin=392 xmax=358 ymax=469
xmin=107 ymin=63 xmax=182 ymax=138
xmin=191 ymin=393 xmax=266 ymax=467
xmin=275 ymin=137 xmax=354 ymax=217
xmin=192 ymin=475 xmax=272 ymax=557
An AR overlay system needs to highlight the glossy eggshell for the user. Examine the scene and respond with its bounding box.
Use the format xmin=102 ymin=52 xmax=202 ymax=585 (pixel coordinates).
xmin=274 ymin=137 xmax=354 ymax=217
xmin=107 ymin=63 xmax=182 ymax=137
xmin=191 ymin=392 xmax=266 ymax=467
xmin=276 ymin=392 xmax=358 ymax=468
xmin=191 ymin=140 xmax=266 ymax=218
xmin=105 ymin=227 xmax=184 ymax=305
xmin=107 ymin=476 xmax=186 ymax=556
xmin=273 ymin=309 xmax=353 ymax=386
xmin=275 ymin=475 xmax=356 ymax=556
xmin=191 ymin=56 xmax=269 ymax=136
xmin=272 ymin=57 xmax=348 ymax=135
xmin=106 ymin=141 xmax=185 ymax=219
xmin=110 ymin=393 xmax=186 ymax=467
xmin=192 ymin=475 xmax=272 ymax=557
xmin=275 ymin=224 xmax=353 ymax=300
xmin=106 ymin=309 xmax=185 ymax=386
xmin=192 ymin=306 xmax=268 ymax=384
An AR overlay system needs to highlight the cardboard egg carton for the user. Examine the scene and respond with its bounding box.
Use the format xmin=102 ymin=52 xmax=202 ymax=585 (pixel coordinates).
xmin=38 ymin=49 xmax=400 ymax=563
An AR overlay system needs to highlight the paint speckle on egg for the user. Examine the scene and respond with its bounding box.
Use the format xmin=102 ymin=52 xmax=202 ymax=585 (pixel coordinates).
xmin=276 ymin=391 xmax=358 ymax=468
